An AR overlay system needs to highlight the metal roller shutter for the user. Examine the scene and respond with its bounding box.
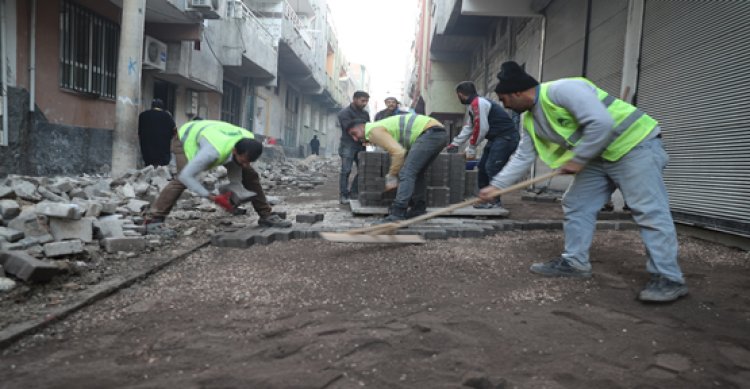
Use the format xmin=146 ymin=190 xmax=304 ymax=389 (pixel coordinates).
xmin=638 ymin=0 xmax=750 ymax=237
xmin=542 ymin=0 xmax=587 ymax=81
xmin=586 ymin=0 xmax=628 ymax=97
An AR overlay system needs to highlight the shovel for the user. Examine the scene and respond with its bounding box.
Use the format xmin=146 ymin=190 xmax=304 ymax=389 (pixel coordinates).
xmin=321 ymin=171 xmax=561 ymax=243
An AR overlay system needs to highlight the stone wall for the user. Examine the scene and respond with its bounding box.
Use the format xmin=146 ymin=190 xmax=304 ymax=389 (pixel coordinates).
xmin=0 ymin=87 xmax=113 ymax=178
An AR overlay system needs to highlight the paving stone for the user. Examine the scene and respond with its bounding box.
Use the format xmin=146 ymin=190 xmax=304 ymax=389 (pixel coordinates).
xmin=43 ymin=240 xmax=85 ymax=257
xmin=296 ymin=213 xmax=322 ymax=223
xmin=93 ymin=218 xmax=125 ymax=239
xmin=595 ymin=221 xmax=618 ymax=230
xmin=85 ymin=202 xmax=104 ymax=217
xmin=0 ymin=277 xmax=17 ymax=291
xmin=0 ymin=227 xmax=24 ymax=242
xmin=400 ymin=229 xmax=448 ymax=240
xmin=125 ymin=199 xmax=150 ymax=214
xmin=7 ymin=211 xmax=49 ymax=237
xmin=271 ymin=229 xmax=291 ymax=242
xmin=12 ymin=179 xmax=42 ymax=201
xmin=212 ymin=229 xmax=256 ymax=248
xmin=460 ymin=227 xmax=486 ymax=238
xmin=0 ymin=199 xmax=21 ymax=219
xmin=49 ymin=217 xmax=94 ymax=243
xmin=35 ymin=202 xmax=83 ymax=219
xmin=253 ymin=231 xmax=276 ymax=245
xmin=0 ymin=185 xmax=14 ymax=199
xmin=101 ymin=237 xmax=147 ymax=253
xmin=37 ymin=186 xmax=67 ymax=202
xmin=49 ymin=179 xmax=76 ymax=194
xmin=0 ymin=250 xmax=59 ymax=282
xmin=520 ymin=220 xmax=563 ymax=231
xmin=616 ymin=222 xmax=638 ymax=231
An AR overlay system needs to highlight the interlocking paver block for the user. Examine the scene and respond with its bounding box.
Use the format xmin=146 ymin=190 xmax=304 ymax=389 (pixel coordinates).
xmin=43 ymin=240 xmax=85 ymax=257
xmin=0 ymin=250 xmax=59 ymax=282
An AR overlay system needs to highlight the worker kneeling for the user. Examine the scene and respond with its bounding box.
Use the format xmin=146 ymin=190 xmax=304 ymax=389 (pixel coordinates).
xmin=146 ymin=119 xmax=291 ymax=229
xmin=347 ymin=113 xmax=448 ymax=223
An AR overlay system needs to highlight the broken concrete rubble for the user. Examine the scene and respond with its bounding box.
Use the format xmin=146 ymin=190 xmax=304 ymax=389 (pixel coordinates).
xmin=0 ymin=153 xmax=335 ymax=287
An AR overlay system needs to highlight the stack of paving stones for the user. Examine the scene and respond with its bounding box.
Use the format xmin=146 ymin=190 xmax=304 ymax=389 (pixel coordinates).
xmin=425 ymin=153 xmax=450 ymax=207
xmin=448 ymin=153 xmax=466 ymax=203
xmin=464 ymin=169 xmax=479 ymax=198
xmin=357 ymin=151 xmax=390 ymax=206
xmin=357 ymin=151 xmax=479 ymax=208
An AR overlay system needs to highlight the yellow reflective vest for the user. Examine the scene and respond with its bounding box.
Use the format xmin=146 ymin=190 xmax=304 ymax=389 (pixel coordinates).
xmin=178 ymin=120 xmax=254 ymax=168
xmin=524 ymin=78 xmax=657 ymax=168
xmin=365 ymin=113 xmax=431 ymax=150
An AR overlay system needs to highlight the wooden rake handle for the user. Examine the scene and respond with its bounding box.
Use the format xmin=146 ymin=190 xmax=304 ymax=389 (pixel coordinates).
xmin=346 ymin=170 xmax=562 ymax=235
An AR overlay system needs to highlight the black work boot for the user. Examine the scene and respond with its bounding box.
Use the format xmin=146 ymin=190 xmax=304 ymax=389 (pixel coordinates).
xmin=405 ymin=206 xmax=427 ymax=219
xmin=375 ymin=206 xmax=407 ymax=224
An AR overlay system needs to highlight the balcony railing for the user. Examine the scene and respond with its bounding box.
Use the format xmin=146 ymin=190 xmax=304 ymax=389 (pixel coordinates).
xmin=282 ymin=0 xmax=313 ymax=48
xmin=227 ymin=0 xmax=277 ymax=48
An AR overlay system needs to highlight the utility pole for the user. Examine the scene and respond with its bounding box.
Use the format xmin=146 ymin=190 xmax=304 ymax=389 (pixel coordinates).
xmin=111 ymin=0 xmax=146 ymax=177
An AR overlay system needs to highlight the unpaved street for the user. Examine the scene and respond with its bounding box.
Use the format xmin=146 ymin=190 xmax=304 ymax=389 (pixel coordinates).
xmin=1 ymin=225 xmax=749 ymax=387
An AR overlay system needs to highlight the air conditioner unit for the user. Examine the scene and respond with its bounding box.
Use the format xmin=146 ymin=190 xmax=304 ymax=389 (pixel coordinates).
xmin=143 ymin=36 xmax=167 ymax=71
xmin=189 ymin=0 xmax=221 ymax=19
xmin=190 ymin=0 xmax=218 ymax=10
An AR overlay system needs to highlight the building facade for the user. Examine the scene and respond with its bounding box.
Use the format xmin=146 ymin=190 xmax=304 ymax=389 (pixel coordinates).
xmin=409 ymin=0 xmax=750 ymax=238
xmin=0 ymin=0 xmax=364 ymax=177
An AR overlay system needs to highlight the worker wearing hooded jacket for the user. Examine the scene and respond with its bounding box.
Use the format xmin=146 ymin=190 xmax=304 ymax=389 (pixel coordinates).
xmin=446 ymin=81 xmax=519 ymax=209
xmin=479 ymin=61 xmax=686 ymax=303
xmin=147 ymin=119 xmax=291 ymax=229
xmin=346 ymin=113 xmax=448 ymax=222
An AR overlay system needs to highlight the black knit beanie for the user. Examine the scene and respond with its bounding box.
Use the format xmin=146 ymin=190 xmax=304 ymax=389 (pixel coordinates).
xmin=495 ymin=61 xmax=539 ymax=94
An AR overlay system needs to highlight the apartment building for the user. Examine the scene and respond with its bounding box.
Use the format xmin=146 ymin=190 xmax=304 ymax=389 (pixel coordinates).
xmin=0 ymin=0 xmax=363 ymax=176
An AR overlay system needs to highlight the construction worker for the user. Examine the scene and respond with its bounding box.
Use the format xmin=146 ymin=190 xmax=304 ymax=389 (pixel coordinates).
xmin=374 ymin=97 xmax=407 ymax=121
xmin=446 ymin=81 xmax=519 ymax=209
xmin=480 ymin=61 xmax=686 ymax=303
xmin=146 ymin=119 xmax=291 ymax=230
xmin=346 ymin=113 xmax=448 ymax=222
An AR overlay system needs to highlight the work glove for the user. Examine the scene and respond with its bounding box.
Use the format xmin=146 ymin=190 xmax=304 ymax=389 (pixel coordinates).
xmin=211 ymin=191 xmax=235 ymax=212
xmin=446 ymin=144 xmax=459 ymax=153
xmin=385 ymin=174 xmax=399 ymax=192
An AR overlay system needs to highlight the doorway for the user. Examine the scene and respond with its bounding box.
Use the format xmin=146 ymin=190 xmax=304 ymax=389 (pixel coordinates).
xmin=153 ymin=79 xmax=176 ymax=116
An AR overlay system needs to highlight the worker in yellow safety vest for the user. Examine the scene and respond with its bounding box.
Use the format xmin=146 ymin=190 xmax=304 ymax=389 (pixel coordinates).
xmin=480 ymin=61 xmax=686 ymax=303
xmin=346 ymin=113 xmax=448 ymax=223
xmin=147 ymin=118 xmax=291 ymax=231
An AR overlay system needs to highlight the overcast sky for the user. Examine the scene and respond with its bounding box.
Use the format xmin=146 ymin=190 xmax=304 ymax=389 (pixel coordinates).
xmin=327 ymin=0 xmax=419 ymax=112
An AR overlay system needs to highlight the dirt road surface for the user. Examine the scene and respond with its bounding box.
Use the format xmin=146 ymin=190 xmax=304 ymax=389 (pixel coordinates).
xmin=1 ymin=169 xmax=749 ymax=388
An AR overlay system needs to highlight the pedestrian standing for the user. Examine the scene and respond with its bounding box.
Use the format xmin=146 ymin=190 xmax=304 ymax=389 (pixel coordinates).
xmin=138 ymin=98 xmax=176 ymax=167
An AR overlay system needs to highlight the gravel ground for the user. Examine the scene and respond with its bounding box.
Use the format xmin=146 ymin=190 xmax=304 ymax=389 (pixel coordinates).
xmin=1 ymin=163 xmax=749 ymax=388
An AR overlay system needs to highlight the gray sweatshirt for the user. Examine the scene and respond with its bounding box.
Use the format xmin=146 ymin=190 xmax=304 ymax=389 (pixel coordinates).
xmin=490 ymin=79 xmax=659 ymax=189
xmin=178 ymin=137 xmax=237 ymax=197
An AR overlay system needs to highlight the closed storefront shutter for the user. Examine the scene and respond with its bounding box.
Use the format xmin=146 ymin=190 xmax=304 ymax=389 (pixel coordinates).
xmin=638 ymin=0 xmax=750 ymax=237
xmin=542 ymin=0 xmax=587 ymax=81
xmin=586 ymin=0 xmax=628 ymax=97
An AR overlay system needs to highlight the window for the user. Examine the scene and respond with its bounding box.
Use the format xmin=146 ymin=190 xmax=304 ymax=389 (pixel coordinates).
xmin=221 ymin=81 xmax=242 ymax=126
xmin=59 ymin=0 xmax=119 ymax=99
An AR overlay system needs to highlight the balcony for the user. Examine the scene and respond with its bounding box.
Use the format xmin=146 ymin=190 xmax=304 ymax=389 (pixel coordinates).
xmin=159 ymin=41 xmax=224 ymax=92
xmin=259 ymin=0 xmax=323 ymax=92
xmin=206 ymin=0 xmax=278 ymax=80
xmin=109 ymin=0 xmax=203 ymax=23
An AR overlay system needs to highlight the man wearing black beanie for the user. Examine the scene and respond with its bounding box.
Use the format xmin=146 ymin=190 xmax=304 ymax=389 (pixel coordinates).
xmin=479 ymin=61 xmax=686 ymax=303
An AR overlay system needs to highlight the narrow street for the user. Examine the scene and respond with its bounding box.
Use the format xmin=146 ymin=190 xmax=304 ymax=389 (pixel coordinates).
xmin=1 ymin=170 xmax=748 ymax=389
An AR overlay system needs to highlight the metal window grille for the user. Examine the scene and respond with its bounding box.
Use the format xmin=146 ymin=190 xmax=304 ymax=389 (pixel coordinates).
xmin=221 ymin=81 xmax=242 ymax=126
xmin=59 ymin=0 xmax=119 ymax=99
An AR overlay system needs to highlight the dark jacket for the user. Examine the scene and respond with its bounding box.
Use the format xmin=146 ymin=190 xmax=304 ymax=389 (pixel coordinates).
xmin=374 ymin=108 xmax=407 ymax=121
xmin=337 ymin=104 xmax=370 ymax=148
xmin=138 ymin=108 xmax=176 ymax=166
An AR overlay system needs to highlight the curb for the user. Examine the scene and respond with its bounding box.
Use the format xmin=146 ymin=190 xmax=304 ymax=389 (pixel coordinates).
xmin=0 ymin=239 xmax=211 ymax=349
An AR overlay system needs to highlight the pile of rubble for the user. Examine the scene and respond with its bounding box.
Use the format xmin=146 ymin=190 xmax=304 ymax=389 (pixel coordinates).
xmin=0 ymin=152 xmax=338 ymax=291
